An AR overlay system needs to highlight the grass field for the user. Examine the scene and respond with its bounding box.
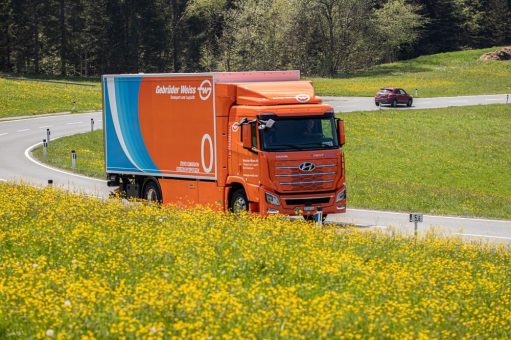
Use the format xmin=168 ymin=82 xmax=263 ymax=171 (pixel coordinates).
xmin=32 ymin=130 xmax=105 ymax=178
xmin=0 ymin=182 xmax=509 ymax=338
xmin=342 ymin=104 xmax=511 ymax=219
xmin=311 ymin=47 xmax=511 ymax=97
xmin=0 ymin=76 xmax=101 ymax=118
xmin=33 ymin=104 xmax=511 ymax=219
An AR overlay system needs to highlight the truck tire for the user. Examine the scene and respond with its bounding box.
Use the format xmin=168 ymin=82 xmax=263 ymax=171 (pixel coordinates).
xmin=229 ymin=188 xmax=248 ymax=213
xmin=407 ymin=99 xmax=413 ymax=107
xmin=391 ymin=99 xmax=398 ymax=107
xmin=143 ymin=180 xmax=162 ymax=203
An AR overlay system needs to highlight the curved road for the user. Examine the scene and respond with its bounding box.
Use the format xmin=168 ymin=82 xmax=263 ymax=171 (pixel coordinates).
xmin=1 ymin=95 xmax=510 ymax=243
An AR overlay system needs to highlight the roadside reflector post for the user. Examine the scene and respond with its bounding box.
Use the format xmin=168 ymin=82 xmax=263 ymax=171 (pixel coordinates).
xmin=314 ymin=208 xmax=324 ymax=226
xmin=507 ymin=94 xmax=509 ymax=104
xmin=71 ymin=150 xmax=76 ymax=172
xmin=46 ymin=128 xmax=51 ymax=143
xmin=91 ymin=118 xmax=94 ymax=132
xmin=409 ymin=213 xmax=423 ymax=239
xmin=415 ymin=88 xmax=419 ymax=97
xmin=43 ymin=139 xmax=47 ymax=160
xmin=72 ymin=100 xmax=77 ymax=111
xmin=48 ymin=179 xmax=53 ymax=187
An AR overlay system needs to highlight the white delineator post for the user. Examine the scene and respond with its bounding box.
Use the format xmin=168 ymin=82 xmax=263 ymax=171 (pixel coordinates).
xmin=71 ymin=150 xmax=77 ymax=172
xmin=43 ymin=139 xmax=47 ymax=160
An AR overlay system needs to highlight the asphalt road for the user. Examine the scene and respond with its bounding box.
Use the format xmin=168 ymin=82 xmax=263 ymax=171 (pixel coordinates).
xmin=324 ymin=93 xmax=510 ymax=113
xmin=1 ymin=94 xmax=510 ymax=243
xmin=0 ymin=112 xmax=109 ymax=197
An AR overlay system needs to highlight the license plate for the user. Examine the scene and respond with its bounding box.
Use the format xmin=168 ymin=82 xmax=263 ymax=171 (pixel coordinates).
xmin=303 ymin=207 xmax=314 ymax=211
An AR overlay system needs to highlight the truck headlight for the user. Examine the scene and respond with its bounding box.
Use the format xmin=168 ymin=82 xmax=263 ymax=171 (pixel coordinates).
xmin=336 ymin=187 xmax=346 ymax=202
xmin=265 ymin=192 xmax=280 ymax=206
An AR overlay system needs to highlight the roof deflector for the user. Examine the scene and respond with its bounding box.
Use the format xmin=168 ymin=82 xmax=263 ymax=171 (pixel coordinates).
xmin=214 ymin=70 xmax=300 ymax=83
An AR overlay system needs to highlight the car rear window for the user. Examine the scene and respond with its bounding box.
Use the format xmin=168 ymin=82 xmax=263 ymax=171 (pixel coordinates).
xmin=378 ymin=89 xmax=391 ymax=94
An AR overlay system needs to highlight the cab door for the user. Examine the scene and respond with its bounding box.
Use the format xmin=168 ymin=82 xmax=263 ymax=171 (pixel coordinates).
xmin=229 ymin=116 xmax=260 ymax=203
xmin=240 ymin=122 xmax=261 ymax=189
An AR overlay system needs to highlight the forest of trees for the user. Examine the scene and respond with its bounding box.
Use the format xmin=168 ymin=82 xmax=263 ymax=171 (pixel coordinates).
xmin=0 ymin=0 xmax=510 ymax=77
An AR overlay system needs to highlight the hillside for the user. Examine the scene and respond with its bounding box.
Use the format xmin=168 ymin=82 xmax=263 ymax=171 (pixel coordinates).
xmin=311 ymin=47 xmax=511 ymax=97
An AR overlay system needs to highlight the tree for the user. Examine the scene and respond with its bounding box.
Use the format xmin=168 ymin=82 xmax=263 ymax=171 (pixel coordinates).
xmin=373 ymin=0 xmax=426 ymax=63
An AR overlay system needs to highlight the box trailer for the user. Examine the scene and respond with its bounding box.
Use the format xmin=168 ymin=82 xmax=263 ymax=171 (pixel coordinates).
xmin=102 ymin=71 xmax=346 ymax=219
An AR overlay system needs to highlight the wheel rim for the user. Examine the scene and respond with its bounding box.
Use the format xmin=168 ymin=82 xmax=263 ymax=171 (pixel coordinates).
xmin=146 ymin=188 xmax=158 ymax=203
xmin=232 ymin=196 xmax=247 ymax=212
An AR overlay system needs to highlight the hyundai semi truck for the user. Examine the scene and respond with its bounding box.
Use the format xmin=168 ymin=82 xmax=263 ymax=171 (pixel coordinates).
xmin=102 ymin=71 xmax=346 ymax=219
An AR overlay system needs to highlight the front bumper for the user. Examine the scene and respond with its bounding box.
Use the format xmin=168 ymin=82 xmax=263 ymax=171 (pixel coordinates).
xmin=259 ymin=187 xmax=346 ymax=216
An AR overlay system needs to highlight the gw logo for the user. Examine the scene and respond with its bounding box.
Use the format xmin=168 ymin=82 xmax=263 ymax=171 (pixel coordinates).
xmin=198 ymin=80 xmax=212 ymax=101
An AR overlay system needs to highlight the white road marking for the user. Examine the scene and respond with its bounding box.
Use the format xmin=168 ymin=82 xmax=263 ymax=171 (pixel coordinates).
xmin=418 ymin=101 xmax=432 ymax=104
xmin=66 ymin=122 xmax=83 ymax=125
xmin=16 ymin=129 xmax=30 ymax=132
xmin=485 ymin=99 xmax=501 ymax=101
xmin=454 ymin=233 xmax=511 ymax=240
xmin=347 ymin=208 xmax=511 ymax=223
xmin=24 ymin=140 xmax=107 ymax=183
xmin=0 ymin=133 xmax=8 ymax=136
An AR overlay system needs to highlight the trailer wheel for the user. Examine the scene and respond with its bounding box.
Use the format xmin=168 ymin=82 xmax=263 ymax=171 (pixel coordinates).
xmin=229 ymin=188 xmax=248 ymax=213
xmin=143 ymin=181 xmax=162 ymax=203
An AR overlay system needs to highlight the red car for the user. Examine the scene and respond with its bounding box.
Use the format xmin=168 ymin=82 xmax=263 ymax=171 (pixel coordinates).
xmin=375 ymin=87 xmax=413 ymax=107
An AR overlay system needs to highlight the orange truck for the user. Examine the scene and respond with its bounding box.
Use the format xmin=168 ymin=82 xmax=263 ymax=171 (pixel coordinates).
xmin=102 ymin=71 xmax=346 ymax=219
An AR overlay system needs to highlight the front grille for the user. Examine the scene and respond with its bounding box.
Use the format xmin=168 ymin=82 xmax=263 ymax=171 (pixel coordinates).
xmin=285 ymin=197 xmax=331 ymax=205
xmin=274 ymin=159 xmax=338 ymax=192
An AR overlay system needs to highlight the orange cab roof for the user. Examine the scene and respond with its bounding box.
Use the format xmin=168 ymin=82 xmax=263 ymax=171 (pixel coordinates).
xmin=230 ymin=81 xmax=322 ymax=106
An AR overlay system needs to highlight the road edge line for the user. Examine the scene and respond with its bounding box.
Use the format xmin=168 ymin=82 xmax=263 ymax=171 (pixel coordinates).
xmin=24 ymin=136 xmax=107 ymax=184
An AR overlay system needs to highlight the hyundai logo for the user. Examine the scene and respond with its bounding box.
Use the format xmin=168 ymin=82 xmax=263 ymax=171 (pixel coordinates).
xmin=299 ymin=162 xmax=316 ymax=172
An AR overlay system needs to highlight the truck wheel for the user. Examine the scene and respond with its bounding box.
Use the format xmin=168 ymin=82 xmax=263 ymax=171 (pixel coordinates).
xmin=143 ymin=181 xmax=161 ymax=203
xmin=407 ymin=99 xmax=413 ymax=107
xmin=230 ymin=189 xmax=248 ymax=213
xmin=391 ymin=99 xmax=397 ymax=107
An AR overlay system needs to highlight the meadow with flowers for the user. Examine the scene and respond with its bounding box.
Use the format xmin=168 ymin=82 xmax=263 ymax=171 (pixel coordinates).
xmin=0 ymin=182 xmax=510 ymax=338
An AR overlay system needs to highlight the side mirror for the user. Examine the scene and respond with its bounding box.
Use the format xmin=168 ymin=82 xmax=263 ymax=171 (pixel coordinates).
xmin=242 ymin=124 xmax=252 ymax=149
xmin=337 ymin=119 xmax=345 ymax=147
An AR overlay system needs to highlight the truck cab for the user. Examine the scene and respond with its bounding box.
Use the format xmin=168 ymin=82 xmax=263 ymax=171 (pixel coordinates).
xmin=222 ymin=80 xmax=346 ymax=219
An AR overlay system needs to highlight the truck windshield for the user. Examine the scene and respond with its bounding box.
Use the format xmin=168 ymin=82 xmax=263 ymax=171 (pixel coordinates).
xmin=260 ymin=116 xmax=339 ymax=151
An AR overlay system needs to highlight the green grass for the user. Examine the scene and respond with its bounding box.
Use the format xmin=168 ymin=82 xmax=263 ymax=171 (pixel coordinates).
xmin=0 ymin=76 xmax=101 ymax=118
xmin=342 ymin=104 xmax=511 ymax=219
xmin=32 ymin=130 xmax=105 ymax=178
xmin=311 ymin=47 xmax=511 ymax=97
xmin=32 ymin=104 xmax=511 ymax=219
